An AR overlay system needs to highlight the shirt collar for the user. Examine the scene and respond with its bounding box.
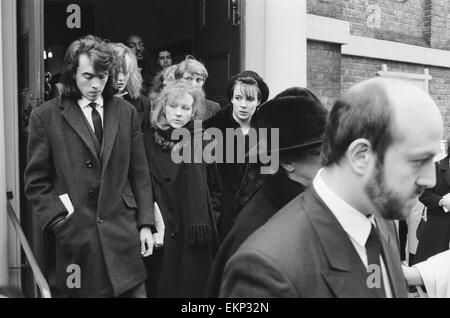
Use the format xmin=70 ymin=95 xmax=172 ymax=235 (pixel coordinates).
xmin=313 ymin=168 xmax=372 ymax=247
xmin=78 ymin=96 xmax=104 ymax=109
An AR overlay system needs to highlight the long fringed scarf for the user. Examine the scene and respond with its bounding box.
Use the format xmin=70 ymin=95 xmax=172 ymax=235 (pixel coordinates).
xmin=151 ymin=121 xmax=218 ymax=250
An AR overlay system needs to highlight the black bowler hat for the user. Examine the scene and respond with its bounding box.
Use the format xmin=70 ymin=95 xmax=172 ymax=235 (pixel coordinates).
xmin=226 ymin=70 xmax=270 ymax=104
xmin=251 ymin=87 xmax=328 ymax=157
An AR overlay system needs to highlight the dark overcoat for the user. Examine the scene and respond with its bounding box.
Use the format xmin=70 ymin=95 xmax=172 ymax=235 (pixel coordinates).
xmin=143 ymin=128 xmax=221 ymax=297
xmin=205 ymin=174 xmax=304 ymax=297
xmin=124 ymin=94 xmax=151 ymax=132
xmin=220 ymin=187 xmax=408 ymax=298
xmin=24 ymin=96 xmax=155 ymax=297
xmin=415 ymin=157 xmax=450 ymax=264
xmin=205 ymin=99 xmax=221 ymax=120
xmin=204 ymin=106 xmax=265 ymax=241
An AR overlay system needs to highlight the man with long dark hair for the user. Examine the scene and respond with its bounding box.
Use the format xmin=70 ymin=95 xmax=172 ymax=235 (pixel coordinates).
xmin=24 ymin=35 xmax=156 ymax=297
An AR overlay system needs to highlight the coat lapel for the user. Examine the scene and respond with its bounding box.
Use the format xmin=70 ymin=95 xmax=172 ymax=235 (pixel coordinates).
xmin=303 ymin=188 xmax=380 ymax=298
xmin=376 ymin=217 xmax=408 ymax=298
xmin=60 ymin=97 xmax=100 ymax=163
xmin=101 ymin=98 xmax=120 ymax=171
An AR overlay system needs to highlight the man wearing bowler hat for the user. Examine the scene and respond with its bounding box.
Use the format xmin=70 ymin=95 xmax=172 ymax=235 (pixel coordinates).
xmin=220 ymin=78 xmax=443 ymax=298
xmin=205 ymin=87 xmax=328 ymax=297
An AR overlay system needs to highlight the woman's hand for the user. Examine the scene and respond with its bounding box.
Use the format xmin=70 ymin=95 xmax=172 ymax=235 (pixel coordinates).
xmin=140 ymin=227 xmax=155 ymax=257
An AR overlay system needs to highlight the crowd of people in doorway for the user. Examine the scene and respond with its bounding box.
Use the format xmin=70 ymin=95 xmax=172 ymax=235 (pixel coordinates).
xmin=20 ymin=34 xmax=450 ymax=298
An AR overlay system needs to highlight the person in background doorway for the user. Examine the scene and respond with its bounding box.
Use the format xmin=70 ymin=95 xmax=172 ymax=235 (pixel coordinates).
xmin=175 ymin=55 xmax=221 ymax=120
xmin=108 ymin=42 xmax=151 ymax=131
xmin=155 ymin=49 xmax=173 ymax=71
xmin=149 ymin=64 xmax=177 ymax=108
xmin=125 ymin=34 xmax=154 ymax=96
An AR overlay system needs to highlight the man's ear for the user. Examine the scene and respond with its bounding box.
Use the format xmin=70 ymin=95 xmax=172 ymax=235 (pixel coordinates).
xmin=280 ymin=162 xmax=295 ymax=174
xmin=345 ymin=138 xmax=373 ymax=175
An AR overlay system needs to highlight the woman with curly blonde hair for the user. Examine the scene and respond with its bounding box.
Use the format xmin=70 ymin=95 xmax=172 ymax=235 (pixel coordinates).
xmin=108 ymin=42 xmax=151 ymax=130
xmin=143 ymin=81 xmax=221 ymax=297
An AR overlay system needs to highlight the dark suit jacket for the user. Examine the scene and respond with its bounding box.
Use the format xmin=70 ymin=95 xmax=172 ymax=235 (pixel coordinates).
xmin=220 ymin=187 xmax=408 ymax=298
xmin=415 ymin=157 xmax=450 ymax=263
xmin=24 ymin=96 xmax=155 ymax=297
xmin=206 ymin=174 xmax=304 ymax=297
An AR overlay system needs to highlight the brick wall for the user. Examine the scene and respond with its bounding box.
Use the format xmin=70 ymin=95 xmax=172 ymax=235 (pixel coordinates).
xmin=307 ymin=0 xmax=450 ymax=50
xmin=425 ymin=0 xmax=450 ymax=49
xmin=307 ymin=0 xmax=344 ymax=19
xmin=307 ymin=1 xmax=450 ymax=136
xmin=340 ymin=56 xmax=450 ymax=137
xmin=307 ymin=41 xmax=342 ymax=109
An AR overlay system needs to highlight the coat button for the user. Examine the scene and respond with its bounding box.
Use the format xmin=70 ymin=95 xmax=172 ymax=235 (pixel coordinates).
xmin=88 ymin=190 xmax=96 ymax=198
xmin=98 ymin=217 xmax=103 ymax=224
xmin=164 ymin=176 xmax=171 ymax=182
xmin=85 ymin=160 xmax=94 ymax=168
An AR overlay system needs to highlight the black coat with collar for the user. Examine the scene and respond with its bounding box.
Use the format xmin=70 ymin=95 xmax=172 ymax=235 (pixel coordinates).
xmin=220 ymin=187 xmax=408 ymax=298
xmin=143 ymin=127 xmax=221 ymax=297
xmin=24 ymin=96 xmax=154 ymax=297
xmin=205 ymin=174 xmax=304 ymax=297
xmin=415 ymin=157 xmax=450 ymax=264
xmin=204 ymin=106 xmax=265 ymax=241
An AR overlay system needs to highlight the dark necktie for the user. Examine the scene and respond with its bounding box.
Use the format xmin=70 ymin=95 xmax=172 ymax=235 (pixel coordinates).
xmin=89 ymin=102 xmax=103 ymax=145
xmin=366 ymin=223 xmax=386 ymax=297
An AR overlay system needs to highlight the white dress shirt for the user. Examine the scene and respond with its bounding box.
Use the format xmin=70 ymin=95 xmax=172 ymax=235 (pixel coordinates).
xmin=313 ymin=169 xmax=393 ymax=298
xmin=77 ymin=96 xmax=104 ymax=132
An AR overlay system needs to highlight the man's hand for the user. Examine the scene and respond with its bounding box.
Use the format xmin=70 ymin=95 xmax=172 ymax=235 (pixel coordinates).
xmin=140 ymin=227 xmax=155 ymax=257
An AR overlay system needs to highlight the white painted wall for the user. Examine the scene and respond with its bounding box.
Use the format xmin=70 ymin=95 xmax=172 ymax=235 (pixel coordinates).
xmin=244 ymin=0 xmax=307 ymax=98
xmin=2 ymin=0 xmax=21 ymax=289
xmin=0 ymin=0 xmax=10 ymax=287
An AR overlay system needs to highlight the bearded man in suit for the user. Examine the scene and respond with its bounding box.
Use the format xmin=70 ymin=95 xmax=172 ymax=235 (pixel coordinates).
xmin=220 ymin=78 xmax=443 ymax=298
xmin=25 ymin=35 xmax=156 ymax=297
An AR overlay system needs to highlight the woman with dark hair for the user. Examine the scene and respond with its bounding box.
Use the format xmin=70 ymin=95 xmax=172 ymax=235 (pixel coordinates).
xmin=206 ymin=87 xmax=328 ymax=296
xmin=108 ymin=42 xmax=151 ymax=131
xmin=204 ymin=70 xmax=269 ymax=242
xmin=143 ymin=82 xmax=221 ymax=297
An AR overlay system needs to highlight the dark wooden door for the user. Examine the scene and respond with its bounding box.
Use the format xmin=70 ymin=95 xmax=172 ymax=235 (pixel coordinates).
xmin=18 ymin=0 xmax=45 ymax=298
xmin=193 ymin=0 xmax=242 ymax=107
